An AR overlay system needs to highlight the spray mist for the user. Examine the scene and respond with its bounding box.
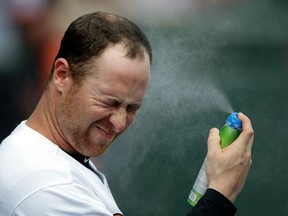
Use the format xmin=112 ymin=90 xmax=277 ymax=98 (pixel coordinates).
xmin=187 ymin=112 xmax=242 ymax=206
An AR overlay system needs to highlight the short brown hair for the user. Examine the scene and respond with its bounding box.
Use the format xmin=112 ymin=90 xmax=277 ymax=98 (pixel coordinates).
xmin=48 ymin=11 xmax=152 ymax=85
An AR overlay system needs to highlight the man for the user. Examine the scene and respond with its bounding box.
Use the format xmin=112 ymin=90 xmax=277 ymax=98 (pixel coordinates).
xmin=0 ymin=11 xmax=254 ymax=215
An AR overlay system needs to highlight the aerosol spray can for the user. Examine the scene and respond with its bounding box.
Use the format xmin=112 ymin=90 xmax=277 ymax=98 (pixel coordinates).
xmin=187 ymin=112 xmax=242 ymax=206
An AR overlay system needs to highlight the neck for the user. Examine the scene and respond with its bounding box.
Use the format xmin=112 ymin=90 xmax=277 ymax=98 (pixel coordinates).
xmin=26 ymin=90 xmax=77 ymax=154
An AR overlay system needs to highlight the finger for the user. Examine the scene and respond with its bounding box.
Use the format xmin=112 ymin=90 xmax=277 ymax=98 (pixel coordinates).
xmin=207 ymin=128 xmax=221 ymax=153
xmin=237 ymin=112 xmax=254 ymax=151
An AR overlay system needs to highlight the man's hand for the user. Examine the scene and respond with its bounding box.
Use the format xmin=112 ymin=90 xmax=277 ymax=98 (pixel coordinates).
xmin=206 ymin=112 xmax=254 ymax=202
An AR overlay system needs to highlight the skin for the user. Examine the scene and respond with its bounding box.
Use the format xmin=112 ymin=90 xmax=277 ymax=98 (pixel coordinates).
xmin=26 ymin=43 xmax=151 ymax=157
xmin=206 ymin=112 xmax=254 ymax=202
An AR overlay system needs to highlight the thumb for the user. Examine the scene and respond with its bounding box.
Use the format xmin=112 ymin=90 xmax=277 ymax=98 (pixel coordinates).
xmin=207 ymin=128 xmax=221 ymax=153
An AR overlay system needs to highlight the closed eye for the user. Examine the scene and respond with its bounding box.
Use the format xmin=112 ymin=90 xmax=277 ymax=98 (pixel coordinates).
xmin=127 ymin=104 xmax=141 ymax=113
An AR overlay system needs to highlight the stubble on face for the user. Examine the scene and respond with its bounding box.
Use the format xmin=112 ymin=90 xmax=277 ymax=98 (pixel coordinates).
xmin=57 ymin=83 xmax=101 ymax=157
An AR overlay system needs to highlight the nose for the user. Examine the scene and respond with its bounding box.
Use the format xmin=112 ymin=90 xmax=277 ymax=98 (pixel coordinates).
xmin=109 ymin=108 xmax=127 ymax=133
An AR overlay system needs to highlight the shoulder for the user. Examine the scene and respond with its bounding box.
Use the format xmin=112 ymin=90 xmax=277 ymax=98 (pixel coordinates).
xmin=0 ymin=122 xmax=75 ymax=185
xmin=0 ymin=122 xmax=91 ymax=214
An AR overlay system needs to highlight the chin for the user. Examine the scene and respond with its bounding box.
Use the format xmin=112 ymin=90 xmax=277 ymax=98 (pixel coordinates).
xmin=85 ymin=145 xmax=110 ymax=157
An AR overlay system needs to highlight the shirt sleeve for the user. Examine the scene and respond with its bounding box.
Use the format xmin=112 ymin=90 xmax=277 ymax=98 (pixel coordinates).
xmin=187 ymin=188 xmax=237 ymax=216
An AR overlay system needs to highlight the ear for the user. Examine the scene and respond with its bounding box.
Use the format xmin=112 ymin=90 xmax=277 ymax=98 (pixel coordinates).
xmin=52 ymin=58 xmax=72 ymax=93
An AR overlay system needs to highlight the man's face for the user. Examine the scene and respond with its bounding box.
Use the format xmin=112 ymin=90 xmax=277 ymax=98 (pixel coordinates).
xmin=57 ymin=44 xmax=150 ymax=157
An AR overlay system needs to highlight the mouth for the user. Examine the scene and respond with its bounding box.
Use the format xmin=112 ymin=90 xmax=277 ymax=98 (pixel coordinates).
xmin=94 ymin=125 xmax=115 ymax=140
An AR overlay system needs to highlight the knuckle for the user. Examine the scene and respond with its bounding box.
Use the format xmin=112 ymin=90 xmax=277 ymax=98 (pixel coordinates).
xmin=246 ymin=128 xmax=254 ymax=138
xmin=242 ymin=153 xmax=252 ymax=166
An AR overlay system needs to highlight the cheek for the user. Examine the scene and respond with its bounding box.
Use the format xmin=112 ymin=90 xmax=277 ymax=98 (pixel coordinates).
xmin=89 ymin=107 xmax=110 ymax=123
xmin=126 ymin=114 xmax=136 ymax=127
xmin=79 ymin=99 xmax=105 ymax=124
xmin=62 ymin=101 xmax=91 ymax=133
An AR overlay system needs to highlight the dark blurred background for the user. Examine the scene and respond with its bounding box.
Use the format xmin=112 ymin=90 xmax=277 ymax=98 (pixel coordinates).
xmin=1 ymin=0 xmax=288 ymax=215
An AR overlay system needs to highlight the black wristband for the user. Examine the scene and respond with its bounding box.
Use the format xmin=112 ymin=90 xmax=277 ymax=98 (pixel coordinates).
xmin=187 ymin=188 xmax=237 ymax=216
xmin=204 ymin=188 xmax=237 ymax=214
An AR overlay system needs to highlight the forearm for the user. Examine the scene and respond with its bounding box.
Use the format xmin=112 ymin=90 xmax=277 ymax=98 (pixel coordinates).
xmin=187 ymin=188 xmax=237 ymax=216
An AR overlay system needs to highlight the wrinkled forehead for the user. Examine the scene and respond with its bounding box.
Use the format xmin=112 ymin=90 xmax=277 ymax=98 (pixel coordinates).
xmin=98 ymin=43 xmax=150 ymax=77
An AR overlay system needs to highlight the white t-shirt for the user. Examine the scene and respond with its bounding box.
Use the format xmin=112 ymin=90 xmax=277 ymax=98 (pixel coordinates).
xmin=0 ymin=121 xmax=123 ymax=216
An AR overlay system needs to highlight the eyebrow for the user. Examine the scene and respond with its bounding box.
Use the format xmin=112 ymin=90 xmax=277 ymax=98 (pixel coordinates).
xmin=105 ymin=96 xmax=142 ymax=107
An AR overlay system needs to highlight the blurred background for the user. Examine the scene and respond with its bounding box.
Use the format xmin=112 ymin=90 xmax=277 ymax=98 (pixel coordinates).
xmin=1 ymin=0 xmax=288 ymax=215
